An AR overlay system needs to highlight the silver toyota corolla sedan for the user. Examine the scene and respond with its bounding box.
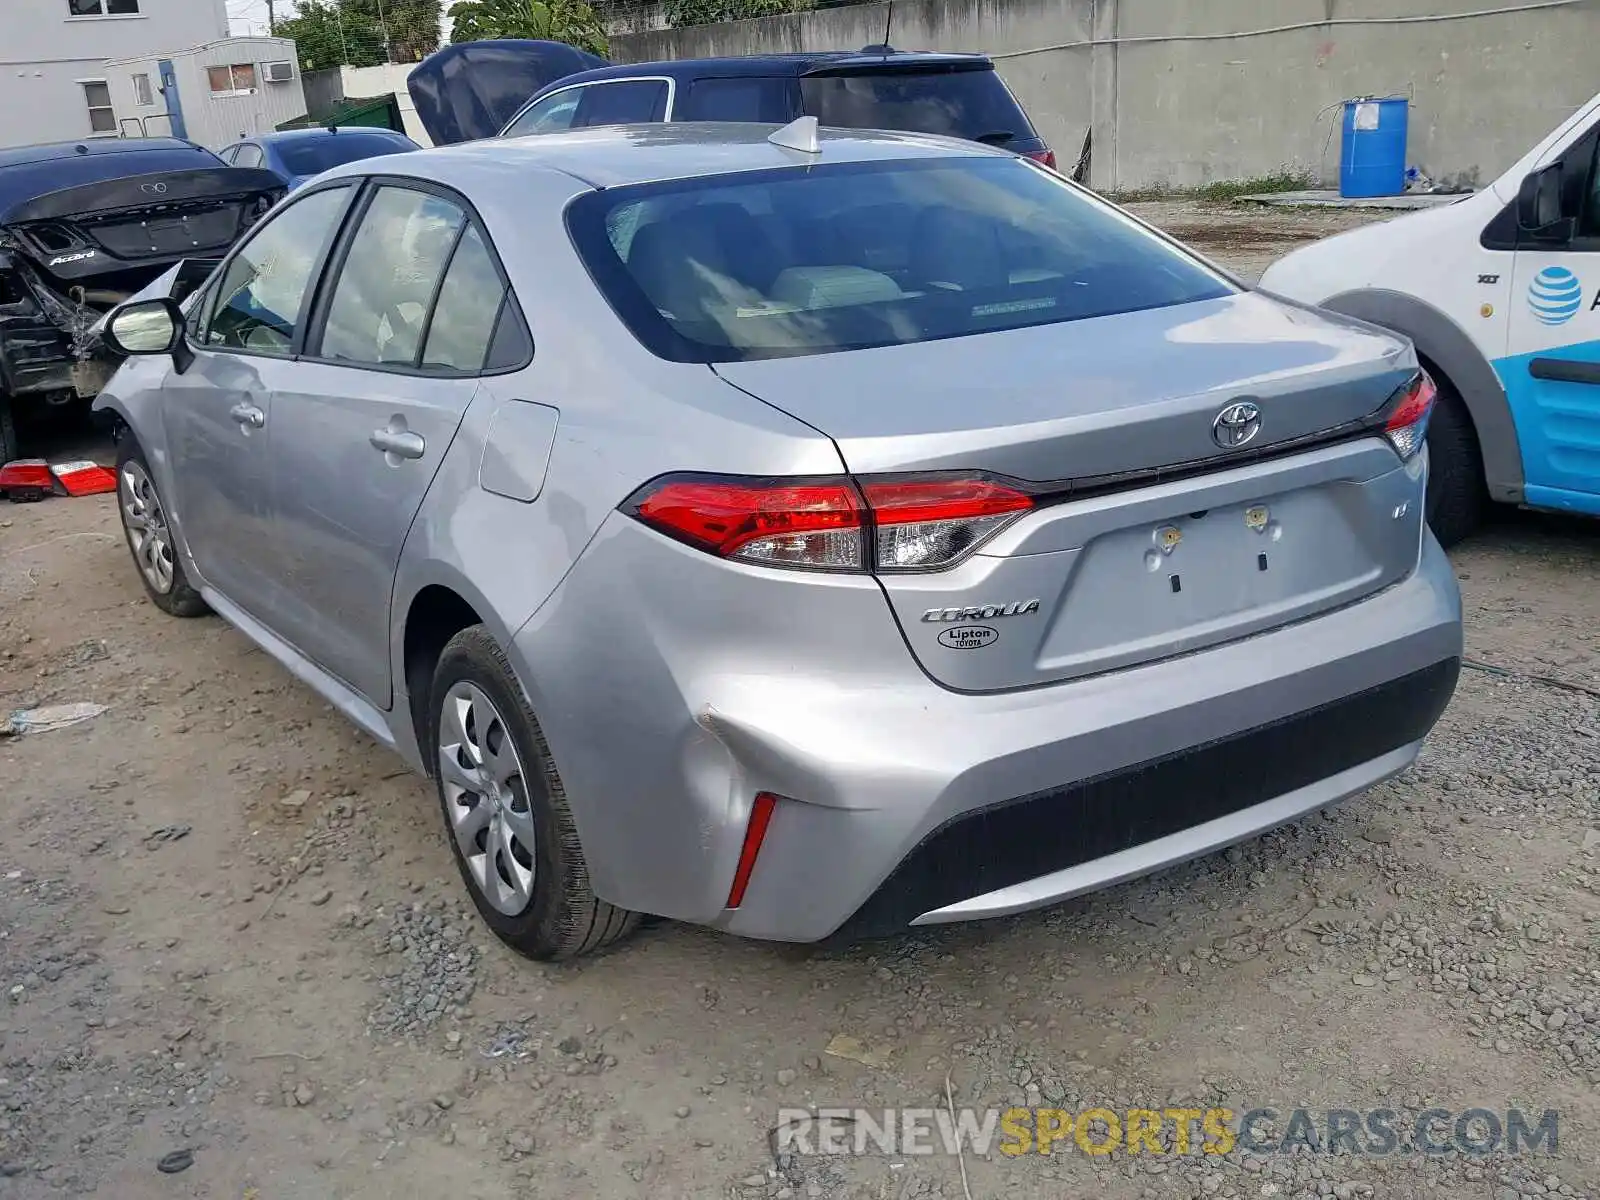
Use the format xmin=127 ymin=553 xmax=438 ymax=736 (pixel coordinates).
xmin=95 ymin=120 xmax=1463 ymax=959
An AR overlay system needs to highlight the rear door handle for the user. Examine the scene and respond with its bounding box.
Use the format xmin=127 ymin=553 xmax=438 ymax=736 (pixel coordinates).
xmin=229 ymin=402 xmax=265 ymax=429
xmin=370 ymin=428 xmax=426 ymax=459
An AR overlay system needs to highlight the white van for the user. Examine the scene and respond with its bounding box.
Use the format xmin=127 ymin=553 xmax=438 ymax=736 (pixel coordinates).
xmin=1260 ymin=91 xmax=1600 ymax=545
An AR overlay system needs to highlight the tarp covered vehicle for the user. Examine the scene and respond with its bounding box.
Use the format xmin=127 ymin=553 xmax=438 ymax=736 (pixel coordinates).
xmin=0 ymin=137 xmax=283 ymax=460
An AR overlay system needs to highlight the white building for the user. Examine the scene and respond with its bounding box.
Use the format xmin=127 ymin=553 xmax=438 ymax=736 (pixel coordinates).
xmin=0 ymin=0 xmax=231 ymax=148
xmin=106 ymin=36 xmax=309 ymax=149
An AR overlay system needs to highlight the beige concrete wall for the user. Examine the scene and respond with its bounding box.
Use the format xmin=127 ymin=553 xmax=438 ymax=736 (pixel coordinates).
xmin=614 ymin=0 xmax=1600 ymax=192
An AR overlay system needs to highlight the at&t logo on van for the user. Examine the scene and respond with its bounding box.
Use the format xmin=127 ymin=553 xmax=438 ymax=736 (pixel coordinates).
xmin=1527 ymin=266 xmax=1585 ymax=325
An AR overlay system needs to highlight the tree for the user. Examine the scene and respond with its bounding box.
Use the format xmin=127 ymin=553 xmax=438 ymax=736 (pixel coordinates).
xmin=278 ymin=0 xmax=441 ymax=69
xmin=448 ymin=0 xmax=608 ymax=58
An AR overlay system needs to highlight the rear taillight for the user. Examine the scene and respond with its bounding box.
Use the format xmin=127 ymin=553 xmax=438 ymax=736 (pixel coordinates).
xmin=1383 ymin=371 xmax=1437 ymax=460
xmin=862 ymin=478 xmax=1032 ymax=572
xmin=1025 ymin=149 xmax=1057 ymax=170
xmin=624 ymin=473 xmax=1034 ymax=573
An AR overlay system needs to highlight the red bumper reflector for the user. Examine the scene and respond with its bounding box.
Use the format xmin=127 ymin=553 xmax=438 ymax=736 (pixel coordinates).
xmin=726 ymin=792 xmax=779 ymax=909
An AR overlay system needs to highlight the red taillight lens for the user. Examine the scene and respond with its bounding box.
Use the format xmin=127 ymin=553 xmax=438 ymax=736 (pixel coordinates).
xmin=1025 ymin=149 xmax=1057 ymax=170
xmin=726 ymin=792 xmax=778 ymax=909
xmin=625 ymin=474 xmax=1035 ymax=573
xmin=628 ymin=476 xmax=864 ymax=569
xmin=862 ymin=477 xmax=1033 ymax=571
xmin=1384 ymin=372 xmax=1437 ymax=460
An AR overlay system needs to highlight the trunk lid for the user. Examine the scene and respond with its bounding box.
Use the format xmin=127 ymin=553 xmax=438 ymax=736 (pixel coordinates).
xmin=407 ymin=39 xmax=610 ymax=145
xmin=2 ymin=167 xmax=283 ymax=288
xmin=714 ymin=292 xmax=1426 ymax=691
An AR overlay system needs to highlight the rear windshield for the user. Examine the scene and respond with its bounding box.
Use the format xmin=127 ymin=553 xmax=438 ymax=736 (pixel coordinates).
xmin=566 ymin=156 xmax=1234 ymax=363
xmin=277 ymin=134 xmax=414 ymax=175
xmin=800 ymin=67 xmax=1034 ymax=145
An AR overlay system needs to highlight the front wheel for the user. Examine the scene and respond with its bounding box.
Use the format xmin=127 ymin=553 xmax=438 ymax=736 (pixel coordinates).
xmin=116 ymin=438 xmax=209 ymax=617
xmin=429 ymin=626 xmax=639 ymax=960
xmin=1423 ymin=383 xmax=1488 ymax=549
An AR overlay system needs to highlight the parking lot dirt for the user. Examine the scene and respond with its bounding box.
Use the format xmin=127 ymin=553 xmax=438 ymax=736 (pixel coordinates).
xmin=3 ymin=203 xmax=1600 ymax=1200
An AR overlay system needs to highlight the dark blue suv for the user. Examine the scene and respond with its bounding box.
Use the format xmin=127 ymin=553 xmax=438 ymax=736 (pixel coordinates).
xmin=498 ymin=47 xmax=1056 ymax=169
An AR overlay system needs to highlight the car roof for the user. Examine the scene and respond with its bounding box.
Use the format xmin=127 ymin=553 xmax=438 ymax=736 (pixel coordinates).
xmin=0 ymin=137 xmax=211 ymax=169
xmin=531 ymin=49 xmax=993 ymax=94
xmin=240 ymin=127 xmax=417 ymax=145
xmin=323 ymin=121 xmax=1010 ymax=192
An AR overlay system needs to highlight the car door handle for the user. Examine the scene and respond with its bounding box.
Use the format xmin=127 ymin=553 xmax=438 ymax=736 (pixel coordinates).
xmin=1529 ymin=357 xmax=1600 ymax=385
xmin=229 ymin=402 xmax=265 ymax=429
xmin=370 ymin=428 xmax=426 ymax=459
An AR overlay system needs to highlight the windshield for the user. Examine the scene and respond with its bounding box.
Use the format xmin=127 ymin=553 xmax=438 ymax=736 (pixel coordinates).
xmin=276 ymin=134 xmax=415 ymax=176
xmin=566 ymin=156 xmax=1234 ymax=363
xmin=800 ymin=68 xmax=1035 ymax=143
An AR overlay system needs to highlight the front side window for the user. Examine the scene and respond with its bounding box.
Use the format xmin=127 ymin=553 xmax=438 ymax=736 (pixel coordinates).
xmin=69 ymin=0 xmax=139 ymax=14
xmin=574 ymin=80 xmax=669 ymax=128
xmin=208 ymin=63 xmax=258 ymax=95
xmin=81 ymin=81 xmax=115 ymax=134
xmin=568 ymin=157 xmax=1233 ymax=363
xmin=132 ymin=72 xmax=153 ymax=105
xmin=204 ymin=185 xmax=350 ymax=354
xmin=503 ymin=90 xmax=581 ymax=137
xmin=318 ymin=186 xmax=466 ymax=368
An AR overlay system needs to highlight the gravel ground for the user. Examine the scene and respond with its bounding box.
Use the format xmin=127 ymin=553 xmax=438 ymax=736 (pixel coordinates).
xmin=1 ymin=202 xmax=1597 ymax=1200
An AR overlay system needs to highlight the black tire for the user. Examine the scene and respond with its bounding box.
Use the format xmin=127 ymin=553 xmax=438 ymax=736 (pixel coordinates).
xmin=429 ymin=625 xmax=640 ymax=961
xmin=0 ymin=392 xmax=18 ymax=464
xmin=1423 ymin=378 xmax=1488 ymax=549
xmin=114 ymin=437 xmax=209 ymax=617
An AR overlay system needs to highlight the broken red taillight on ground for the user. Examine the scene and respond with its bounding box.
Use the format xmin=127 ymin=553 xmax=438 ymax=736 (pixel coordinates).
xmin=1383 ymin=371 xmax=1437 ymax=461
xmin=625 ymin=473 xmax=1034 ymax=573
xmin=0 ymin=458 xmax=118 ymax=502
xmin=0 ymin=459 xmax=53 ymax=502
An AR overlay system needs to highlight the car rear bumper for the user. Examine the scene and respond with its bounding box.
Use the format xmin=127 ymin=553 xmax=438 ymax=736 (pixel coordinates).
xmin=511 ymin=519 xmax=1462 ymax=944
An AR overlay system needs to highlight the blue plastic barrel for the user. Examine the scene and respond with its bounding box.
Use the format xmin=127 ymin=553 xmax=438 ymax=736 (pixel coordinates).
xmin=1339 ymin=97 xmax=1408 ymax=198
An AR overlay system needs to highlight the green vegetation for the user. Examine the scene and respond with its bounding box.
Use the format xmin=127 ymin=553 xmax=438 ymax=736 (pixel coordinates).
xmin=449 ymin=0 xmax=609 ymax=56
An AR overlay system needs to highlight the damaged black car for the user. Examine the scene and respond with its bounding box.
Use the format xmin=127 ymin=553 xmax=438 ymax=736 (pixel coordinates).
xmin=0 ymin=137 xmax=284 ymax=461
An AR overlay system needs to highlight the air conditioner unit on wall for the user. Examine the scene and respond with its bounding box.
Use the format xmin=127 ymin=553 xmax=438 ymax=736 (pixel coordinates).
xmin=263 ymin=60 xmax=294 ymax=83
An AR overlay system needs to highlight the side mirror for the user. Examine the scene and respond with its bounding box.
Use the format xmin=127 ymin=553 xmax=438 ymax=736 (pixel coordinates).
xmin=1517 ymin=163 xmax=1575 ymax=243
xmin=104 ymin=297 xmax=192 ymax=371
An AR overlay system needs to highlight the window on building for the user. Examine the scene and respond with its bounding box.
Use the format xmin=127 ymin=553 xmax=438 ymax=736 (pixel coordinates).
xmin=207 ymin=64 xmax=258 ymax=95
xmin=68 ymin=0 xmax=140 ymax=15
xmin=132 ymin=73 xmax=153 ymax=106
xmin=81 ymin=81 xmax=116 ymax=134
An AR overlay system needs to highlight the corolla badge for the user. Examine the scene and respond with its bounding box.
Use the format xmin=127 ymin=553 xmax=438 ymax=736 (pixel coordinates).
xmin=1528 ymin=266 xmax=1583 ymax=326
xmin=1211 ymin=401 xmax=1262 ymax=449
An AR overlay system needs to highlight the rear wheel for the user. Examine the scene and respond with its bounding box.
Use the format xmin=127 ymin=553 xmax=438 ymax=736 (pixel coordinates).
xmin=1422 ymin=376 xmax=1488 ymax=549
xmin=116 ymin=437 xmax=209 ymax=617
xmin=429 ymin=626 xmax=639 ymax=960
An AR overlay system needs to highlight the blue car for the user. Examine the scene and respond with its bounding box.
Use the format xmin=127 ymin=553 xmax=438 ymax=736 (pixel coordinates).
xmin=218 ymin=127 xmax=420 ymax=191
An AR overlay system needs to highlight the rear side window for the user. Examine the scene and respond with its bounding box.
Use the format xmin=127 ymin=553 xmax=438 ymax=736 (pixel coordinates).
xmin=422 ymin=224 xmax=507 ymax=372
xmin=567 ymin=156 xmax=1232 ymax=363
xmin=800 ymin=68 xmax=1035 ymax=145
xmin=679 ymin=76 xmax=792 ymax=123
xmin=575 ymin=80 xmax=669 ymax=127
xmin=319 ymin=186 xmax=466 ymax=367
xmin=232 ymin=143 xmax=264 ymax=169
